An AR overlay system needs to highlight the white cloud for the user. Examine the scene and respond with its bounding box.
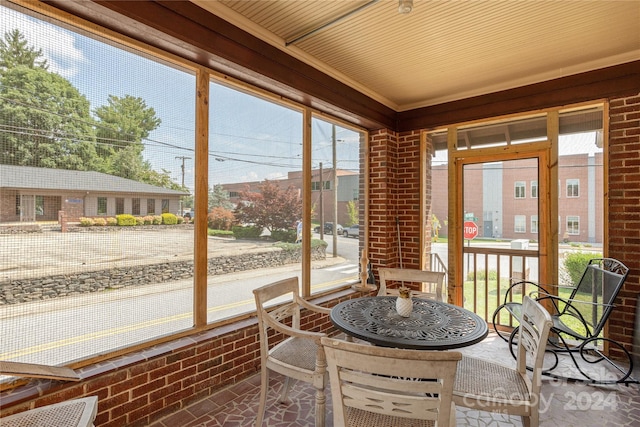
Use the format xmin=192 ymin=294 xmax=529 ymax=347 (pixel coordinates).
xmin=266 ymin=172 xmax=286 ymax=180
xmin=242 ymin=171 xmax=259 ymax=182
xmin=2 ymin=7 xmax=87 ymax=78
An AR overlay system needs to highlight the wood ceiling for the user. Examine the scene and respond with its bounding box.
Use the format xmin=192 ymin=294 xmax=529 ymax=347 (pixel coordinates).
xmin=195 ymin=0 xmax=640 ymax=111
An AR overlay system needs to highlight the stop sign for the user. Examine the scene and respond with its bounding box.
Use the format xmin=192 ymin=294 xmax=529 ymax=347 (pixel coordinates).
xmin=464 ymin=221 xmax=478 ymax=240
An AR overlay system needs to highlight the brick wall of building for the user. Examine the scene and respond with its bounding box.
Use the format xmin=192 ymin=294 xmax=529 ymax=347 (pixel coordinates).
xmin=608 ymin=92 xmax=640 ymax=358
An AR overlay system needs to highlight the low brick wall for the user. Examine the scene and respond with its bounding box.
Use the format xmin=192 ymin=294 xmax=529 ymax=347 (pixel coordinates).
xmin=0 ymin=245 xmax=326 ymax=305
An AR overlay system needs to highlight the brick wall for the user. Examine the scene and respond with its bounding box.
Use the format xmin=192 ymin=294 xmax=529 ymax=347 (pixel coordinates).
xmin=0 ymin=290 xmax=363 ymax=426
xmin=608 ymin=92 xmax=640 ymax=358
xmin=368 ymin=129 xmax=431 ymax=279
xmin=369 ymin=129 xmax=399 ymax=271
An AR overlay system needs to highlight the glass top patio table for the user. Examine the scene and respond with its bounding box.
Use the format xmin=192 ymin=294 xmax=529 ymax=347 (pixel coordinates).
xmin=330 ymin=296 xmax=488 ymax=350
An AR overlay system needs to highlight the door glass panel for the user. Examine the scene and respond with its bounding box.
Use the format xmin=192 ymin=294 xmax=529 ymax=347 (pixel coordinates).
xmin=462 ymin=159 xmax=540 ymax=320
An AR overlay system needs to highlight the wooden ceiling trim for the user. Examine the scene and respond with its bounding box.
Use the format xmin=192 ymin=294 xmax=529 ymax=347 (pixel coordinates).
xmin=398 ymin=61 xmax=640 ymax=132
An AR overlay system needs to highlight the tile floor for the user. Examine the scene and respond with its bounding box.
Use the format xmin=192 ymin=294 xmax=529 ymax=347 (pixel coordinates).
xmin=148 ymin=332 xmax=640 ymax=427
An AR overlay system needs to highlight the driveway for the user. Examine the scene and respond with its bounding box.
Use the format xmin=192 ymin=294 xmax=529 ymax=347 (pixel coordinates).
xmin=0 ymin=228 xmax=276 ymax=281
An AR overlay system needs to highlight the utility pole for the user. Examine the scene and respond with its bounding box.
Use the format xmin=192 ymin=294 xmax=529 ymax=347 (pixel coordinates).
xmin=319 ymin=162 xmax=324 ymax=240
xmin=175 ymin=156 xmax=191 ymax=216
xmin=332 ymin=125 xmax=338 ymax=257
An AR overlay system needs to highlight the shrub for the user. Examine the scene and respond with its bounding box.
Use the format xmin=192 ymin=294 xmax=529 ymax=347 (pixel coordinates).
xmin=208 ymin=207 xmax=235 ymax=230
xmin=93 ymin=217 xmax=107 ymax=226
xmin=106 ymin=217 xmax=117 ymax=226
xmin=152 ymin=215 xmax=162 ymax=225
xmin=232 ymin=225 xmax=263 ymax=239
xmin=79 ymin=217 xmax=94 ymax=227
xmin=208 ymin=229 xmax=234 ymax=238
xmin=116 ymin=214 xmax=136 ymax=226
xmin=161 ymin=213 xmax=178 ymax=225
xmin=563 ymin=252 xmax=601 ymax=286
xmin=467 ymin=270 xmax=498 ymax=281
xmin=135 ymin=216 xmax=145 ymax=225
xmin=271 ymin=229 xmax=296 ymax=243
xmin=143 ymin=216 xmax=154 ymax=225
xmin=176 ymin=216 xmax=184 ymax=224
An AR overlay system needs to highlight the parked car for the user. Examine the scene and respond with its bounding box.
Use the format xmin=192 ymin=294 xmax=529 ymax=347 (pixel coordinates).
xmin=313 ymin=222 xmax=343 ymax=234
xmin=342 ymin=224 xmax=359 ymax=238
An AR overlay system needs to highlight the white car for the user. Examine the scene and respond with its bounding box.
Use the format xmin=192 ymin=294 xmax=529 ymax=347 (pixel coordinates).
xmin=342 ymin=224 xmax=359 ymax=238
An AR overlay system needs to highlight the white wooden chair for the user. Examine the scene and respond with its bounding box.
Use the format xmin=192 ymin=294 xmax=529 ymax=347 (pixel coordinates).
xmin=253 ymin=277 xmax=331 ymax=427
xmin=321 ymin=336 xmax=461 ymax=427
xmin=0 ymin=396 xmax=98 ymax=427
xmin=453 ymin=296 xmax=553 ymax=427
xmin=378 ymin=267 xmax=446 ymax=302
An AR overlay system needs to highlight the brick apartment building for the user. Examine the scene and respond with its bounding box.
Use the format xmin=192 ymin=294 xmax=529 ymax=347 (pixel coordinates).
xmin=432 ymin=151 xmax=604 ymax=244
xmin=221 ymin=168 xmax=359 ymax=226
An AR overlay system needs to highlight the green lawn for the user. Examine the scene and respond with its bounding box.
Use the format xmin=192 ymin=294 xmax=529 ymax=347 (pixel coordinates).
xmin=464 ymin=278 xmax=597 ymax=337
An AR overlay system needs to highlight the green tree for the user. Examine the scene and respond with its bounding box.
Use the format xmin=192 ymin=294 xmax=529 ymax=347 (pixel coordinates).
xmin=0 ymin=29 xmax=48 ymax=70
xmin=346 ymin=200 xmax=358 ymax=226
xmin=0 ymin=29 xmax=99 ymax=169
xmin=94 ymin=95 xmax=165 ymax=184
xmin=0 ymin=66 xmax=99 ymax=169
xmin=234 ymin=180 xmax=302 ymax=232
xmin=140 ymin=167 xmax=183 ymax=190
xmin=209 ymin=184 xmax=234 ymax=210
xmin=94 ymin=94 xmax=160 ymax=155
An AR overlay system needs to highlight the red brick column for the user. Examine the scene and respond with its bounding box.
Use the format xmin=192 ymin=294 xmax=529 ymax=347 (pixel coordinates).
xmin=608 ymin=92 xmax=640 ymax=358
xmin=367 ymin=129 xmax=431 ymax=278
xmin=397 ymin=130 xmax=426 ymax=270
xmin=369 ymin=129 xmax=399 ymax=274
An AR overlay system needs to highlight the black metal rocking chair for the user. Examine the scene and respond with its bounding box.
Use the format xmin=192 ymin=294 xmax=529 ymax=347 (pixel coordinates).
xmin=492 ymin=258 xmax=638 ymax=385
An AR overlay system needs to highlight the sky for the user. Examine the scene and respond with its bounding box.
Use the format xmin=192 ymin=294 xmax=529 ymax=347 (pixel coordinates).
xmin=0 ymin=3 xmax=362 ymax=193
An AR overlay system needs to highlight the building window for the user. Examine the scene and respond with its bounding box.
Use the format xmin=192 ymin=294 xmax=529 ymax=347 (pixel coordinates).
xmin=132 ymin=198 xmax=140 ymax=215
xmin=15 ymin=195 xmax=20 ymax=215
xmin=147 ymin=199 xmax=155 ymax=215
xmin=229 ymin=191 xmax=239 ymax=198
xmin=531 ymin=215 xmax=538 ymax=234
xmin=312 ymin=180 xmax=331 ymax=191
xmin=162 ymin=199 xmax=169 ymax=213
xmin=531 ymin=180 xmax=538 ymax=198
xmin=514 ymin=215 xmax=526 ymax=233
xmin=567 ymin=179 xmax=580 ymax=198
xmin=567 ymin=216 xmax=580 ymax=235
xmin=35 ymin=195 xmax=44 ymax=216
xmin=97 ymin=197 xmax=107 ymax=216
xmin=514 ymin=181 xmax=526 ymax=198
xmin=115 ymin=198 xmax=124 ymax=215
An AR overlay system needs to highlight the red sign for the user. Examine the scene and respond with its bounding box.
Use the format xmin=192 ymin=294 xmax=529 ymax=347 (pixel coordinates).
xmin=463 ymin=221 xmax=479 ymax=240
